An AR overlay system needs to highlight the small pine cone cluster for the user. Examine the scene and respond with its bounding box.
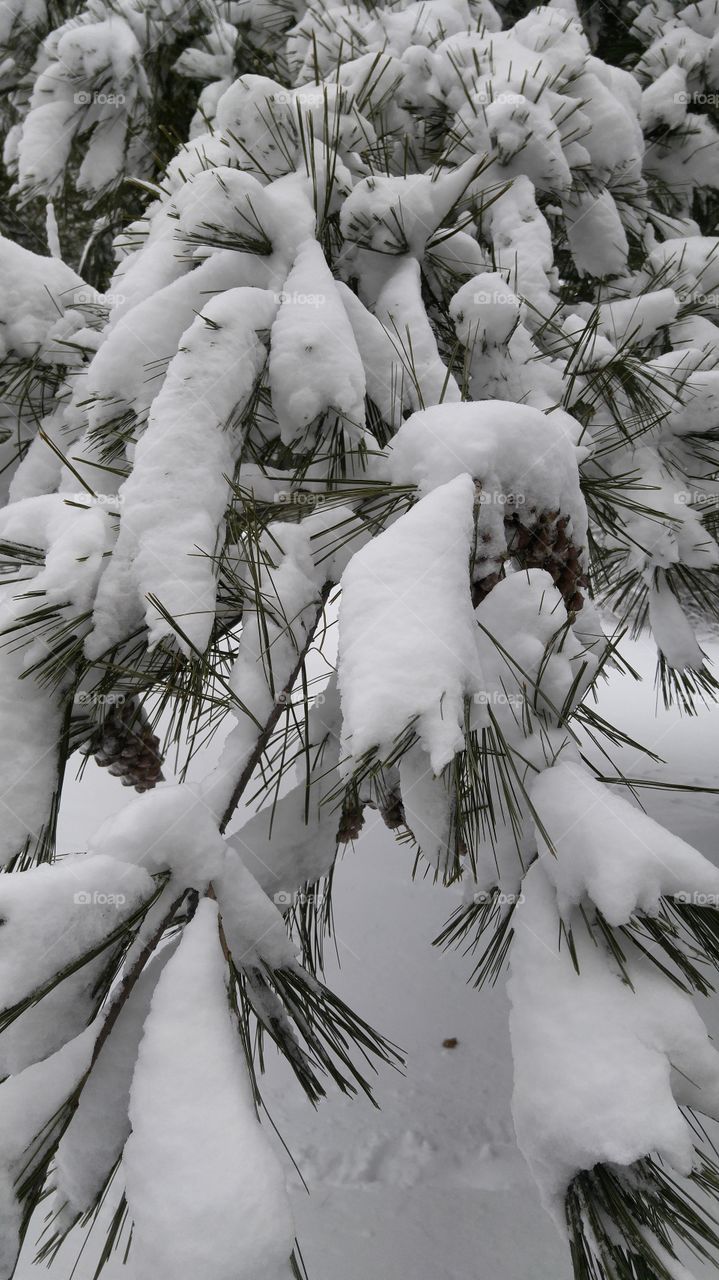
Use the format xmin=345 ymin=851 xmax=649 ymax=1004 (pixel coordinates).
xmin=84 ymin=698 xmax=164 ymax=792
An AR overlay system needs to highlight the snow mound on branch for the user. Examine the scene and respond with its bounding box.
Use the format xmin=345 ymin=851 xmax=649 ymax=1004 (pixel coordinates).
xmin=215 ymin=854 xmax=298 ymax=970
xmin=0 ymin=853 xmax=153 ymax=1013
xmin=0 ymin=1025 xmax=95 ymax=1279
xmin=374 ymin=256 xmax=461 ymax=408
xmin=338 ymin=474 xmax=483 ymax=773
xmin=648 ymin=576 xmax=706 ymax=671
xmin=388 ymin=401 xmax=586 ymax=550
xmin=0 ymin=854 xmax=153 ymax=1077
xmin=561 ymin=188 xmax=629 ymax=279
xmin=0 ymin=235 xmax=83 ymax=360
xmin=335 ymin=282 xmax=410 ymax=428
xmin=482 ymin=179 xmax=558 ymax=319
xmin=398 ymin=743 xmax=455 ymax=875
xmin=53 ymin=943 xmax=176 ymax=1220
xmin=268 ymin=238 xmax=366 ymax=444
xmin=86 ymin=287 xmax=278 ymax=657
xmin=226 ymin=677 xmax=343 ymax=897
xmin=228 ymin=781 xmax=337 ymax=903
xmin=123 ymin=900 xmax=294 ymax=1280
xmin=89 ymin=786 xmax=226 ymax=890
xmin=596 ymin=289 xmax=679 ymax=346
xmin=530 ymin=760 xmax=719 ymax=925
xmin=645 ymin=236 xmax=719 ymax=304
xmin=450 ymin=271 xmax=521 ymax=347
xmin=80 ymin=250 xmax=272 ymax=449
xmin=339 ymin=158 xmax=479 ymax=256
xmin=0 ymin=496 xmax=114 ymax=865
xmin=509 ymin=864 xmax=719 ymax=1215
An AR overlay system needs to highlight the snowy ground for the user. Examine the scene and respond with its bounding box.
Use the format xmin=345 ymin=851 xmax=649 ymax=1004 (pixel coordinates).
xmin=16 ymin=632 xmax=719 ymax=1280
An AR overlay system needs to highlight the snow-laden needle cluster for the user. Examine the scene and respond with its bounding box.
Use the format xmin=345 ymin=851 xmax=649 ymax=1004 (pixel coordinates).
xmin=0 ymin=0 xmax=719 ymax=1278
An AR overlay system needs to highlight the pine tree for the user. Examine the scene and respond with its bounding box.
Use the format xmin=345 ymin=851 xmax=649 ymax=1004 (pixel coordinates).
xmin=0 ymin=1 xmax=719 ymax=1277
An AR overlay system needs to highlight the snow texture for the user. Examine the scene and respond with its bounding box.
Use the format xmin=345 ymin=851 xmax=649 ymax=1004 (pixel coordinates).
xmin=338 ymin=474 xmax=483 ymax=772
xmin=123 ymin=900 xmax=294 ymax=1280
xmin=509 ymin=863 xmax=719 ymax=1215
xmin=530 ymin=759 xmax=719 ymax=926
xmin=89 ymin=786 xmax=226 ymax=890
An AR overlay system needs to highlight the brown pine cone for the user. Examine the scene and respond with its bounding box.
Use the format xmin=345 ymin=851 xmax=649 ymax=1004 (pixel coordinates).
xmin=337 ymin=792 xmax=365 ymax=843
xmin=472 ymin=498 xmax=587 ymax=615
xmin=86 ymin=698 xmax=164 ymax=792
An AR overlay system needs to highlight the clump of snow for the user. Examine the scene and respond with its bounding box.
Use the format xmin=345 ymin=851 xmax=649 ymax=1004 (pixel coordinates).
xmin=90 ymin=786 xmax=226 ymax=890
xmin=398 ymin=744 xmax=454 ymax=875
xmin=562 ymin=188 xmax=629 ymax=279
xmin=476 ymin=570 xmax=596 ymax=736
xmin=0 ymin=853 xmax=153 ymax=1014
xmin=0 ymin=853 xmax=153 ymax=1076
xmin=338 ymin=474 xmax=484 ymax=773
xmin=374 ymin=256 xmax=461 ymax=409
xmin=339 ymin=159 xmax=479 ymax=256
xmin=509 ymin=863 xmax=719 ymax=1216
xmin=0 ymin=495 xmax=115 ymax=864
xmin=86 ymin=287 xmax=278 ymax=657
xmin=123 ymin=900 xmax=294 ymax=1280
xmin=0 ymin=235 xmax=83 ymax=360
xmin=648 ymin=576 xmax=706 ymax=670
xmin=53 ymin=943 xmax=176 ymax=1219
xmin=450 ymin=271 xmax=521 ymax=347
xmin=269 ymin=238 xmax=366 ymax=445
xmin=227 ymin=676 xmax=344 ymax=900
xmin=387 ymin=402 xmax=587 ymax=568
xmin=0 ymin=1025 xmax=95 ymax=1278
xmin=530 ymin=759 xmax=719 ymax=925
xmin=215 ymin=854 xmax=298 ymax=970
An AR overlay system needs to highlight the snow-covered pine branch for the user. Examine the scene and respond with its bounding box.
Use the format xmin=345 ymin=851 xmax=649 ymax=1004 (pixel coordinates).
xmin=0 ymin=1 xmax=718 ymax=1277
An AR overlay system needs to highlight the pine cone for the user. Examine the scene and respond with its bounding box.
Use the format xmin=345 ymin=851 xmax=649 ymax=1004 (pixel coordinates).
xmin=85 ymin=698 xmax=164 ymax=792
xmin=337 ymin=792 xmax=365 ymax=843
xmin=510 ymin=510 xmax=587 ymax=615
xmin=471 ymin=496 xmax=587 ymax=615
xmin=379 ymin=788 xmax=406 ymax=831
